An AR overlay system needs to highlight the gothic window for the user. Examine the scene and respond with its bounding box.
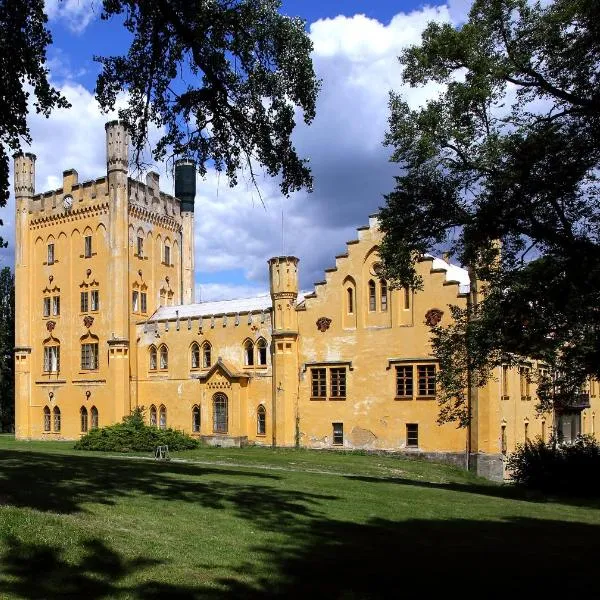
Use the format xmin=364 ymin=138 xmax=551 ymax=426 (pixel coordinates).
xmin=52 ymin=295 xmax=60 ymax=316
xmin=43 ymin=343 xmax=60 ymax=373
xmin=47 ymin=243 xmax=55 ymax=265
xmin=191 ymin=343 xmax=200 ymax=369
xmin=159 ymin=405 xmax=167 ymax=430
xmin=257 ymin=405 xmax=266 ymax=435
xmin=141 ymin=292 xmax=147 ymax=313
xmin=149 ymin=346 xmax=157 ymax=371
xmin=149 ymin=404 xmax=157 ymax=426
xmin=80 ymin=291 xmax=89 ymax=313
xmin=368 ymin=280 xmax=376 ymax=312
xmin=53 ymin=406 xmax=61 ymax=432
xmin=380 ymin=280 xmax=388 ymax=312
xmin=43 ymin=406 xmax=51 ymax=432
xmin=132 ymin=290 xmax=139 ymax=312
xmin=202 ymin=342 xmax=212 ymax=368
xmin=159 ymin=345 xmax=168 ymax=370
xmin=91 ymin=406 xmax=99 ymax=429
xmin=84 ymin=235 xmax=92 ymax=258
xmin=91 ymin=290 xmax=100 ymax=311
xmin=80 ymin=406 xmax=88 ymax=432
xmin=192 ymin=405 xmax=200 ymax=432
xmin=347 ymin=287 xmax=354 ymax=314
xmin=137 ymin=236 xmax=144 ymax=257
xmin=257 ymin=338 xmax=268 ymax=366
xmin=213 ymin=393 xmax=228 ymax=433
xmin=244 ymin=340 xmax=254 ymax=366
xmin=43 ymin=297 xmax=51 ymax=317
xmin=164 ymin=244 xmax=171 ymax=265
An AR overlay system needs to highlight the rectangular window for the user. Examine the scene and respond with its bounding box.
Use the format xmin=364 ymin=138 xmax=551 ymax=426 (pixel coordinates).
xmin=395 ymin=366 xmax=413 ymax=398
xmin=141 ymin=292 xmax=147 ymax=314
xmin=47 ymin=243 xmax=54 ymax=265
xmin=52 ymin=296 xmax=60 ymax=316
xmin=164 ymin=245 xmax=171 ymax=266
xmin=520 ymin=367 xmax=530 ymax=400
xmin=43 ymin=297 xmax=51 ymax=317
xmin=311 ymin=368 xmax=327 ymax=398
xmin=380 ymin=281 xmax=388 ymax=312
xmin=406 ymin=423 xmax=419 ymax=448
xmin=81 ymin=343 xmax=98 ymax=370
xmin=502 ymin=365 xmax=509 ymax=400
xmin=332 ymin=422 xmax=344 ymax=446
xmin=84 ymin=235 xmax=92 ymax=258
xmin=90 ymin=290 xmax=99 ymax=311
xmin=403 ymin=285 xmax=410 ymax=310
xmin=417 ymin=365 xmax=436 ymax=397
xmin=43 ymin=346 xmax=60 ymax=373
xmin=132 ymin=290 xmax=139 ymax=312
xmin=137 ymin=236 xmax=144 ymax=257
xmin=330 ymin=368 xmax=346 ymax=398
xmin=80 ymin=291 xmax=89 ymax=313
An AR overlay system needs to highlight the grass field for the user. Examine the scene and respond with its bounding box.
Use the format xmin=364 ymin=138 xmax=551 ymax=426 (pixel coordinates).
xmin=0 ymin=435 xmax=599 ymax=598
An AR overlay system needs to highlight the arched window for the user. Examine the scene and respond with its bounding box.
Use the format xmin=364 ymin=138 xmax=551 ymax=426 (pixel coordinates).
xmin=244 ymin=340 xmax=254 ymax=366
xmin=43 ymin=341 xmax=60 ymax=373
xmin=43 ymin=406 xmax=51 ymax=432
xmin=53 ymin=406 xmax=61 ymax=432
xmin=191 ymin=343 xmax=200 ymax=369
xmin=202 ymin=342 xmax=212 ymax=368
xmin=347 ymin=287 xmax=354 ymax=314
xmin=257 ymin=405 xmax=266 ymax=436
xmin=192 ymin=405 xmax=200 ymax=432
xmin=159 ymin=345 xmax=168 ymax=369
xmin=80 ymin=334 xmax=99 ymax=371
xmin=149 ymin=346 xmax=157 ymax=370
xmin=159 ymin=405 xmax=167 ymax=429
xmin=213 ymin=393 xmax=228 ymax=433
xmin=257 ymin=338 xmax=268 ymax=366
xmin=368 ymin=280 xmax=376 ymax=312
xmin=80 ymin=406 xmax=88 ymax=432
xmin=91 ymin=406 xmax=98 ymax=429
xmin=380 ymin=280 xmax=388 ymax=312
xmin=150 ymin=404 xmax=157 ymax=426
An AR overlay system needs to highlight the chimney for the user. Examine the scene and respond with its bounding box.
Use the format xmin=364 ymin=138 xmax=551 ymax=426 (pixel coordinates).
xmin=175 ymin=159 xmax=197 ymax=304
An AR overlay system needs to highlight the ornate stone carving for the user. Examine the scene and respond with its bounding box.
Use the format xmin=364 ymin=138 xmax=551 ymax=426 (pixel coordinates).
xmin=425 ymin=308 xmax=444 ymax=327
xmin=316 ymin=317 xmax=332 ymax=332
xmin=83 ymin=315 xmax=94 ymax=328
xmin=46 ymin=320 xmax=56 ymax=332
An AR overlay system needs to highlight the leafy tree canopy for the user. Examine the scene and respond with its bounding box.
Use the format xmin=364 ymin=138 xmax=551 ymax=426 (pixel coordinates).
xmin=379 ymin=0 xmax=600 ymax=424
xmin=0 ymin=0 xmax=319 ymax=218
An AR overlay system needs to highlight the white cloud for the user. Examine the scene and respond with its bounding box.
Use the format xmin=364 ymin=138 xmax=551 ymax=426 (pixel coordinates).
xmin=3 ymin=3 xmax=468 ymax=298
xmin=195 ymin=283 xmax=267 ymax=303
xmin=45 ymin=0 xmax=100 ymax=34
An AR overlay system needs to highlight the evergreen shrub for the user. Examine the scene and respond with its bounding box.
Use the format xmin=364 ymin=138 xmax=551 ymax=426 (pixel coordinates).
xmin=506 ymin=435 xmax=600 ymax=496
xmin=74 ymin=407 xmax=200 ymax=452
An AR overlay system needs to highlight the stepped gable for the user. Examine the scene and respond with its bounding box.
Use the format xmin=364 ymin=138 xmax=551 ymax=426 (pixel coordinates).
xmin=301 ymin=214 xmax=470 ymax=305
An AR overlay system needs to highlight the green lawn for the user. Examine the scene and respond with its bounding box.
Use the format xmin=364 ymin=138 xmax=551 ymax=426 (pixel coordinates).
xmin=0 ymin=435 xmax=599 ymax=598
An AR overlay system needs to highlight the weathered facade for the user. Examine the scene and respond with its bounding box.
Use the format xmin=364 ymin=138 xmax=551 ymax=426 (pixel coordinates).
xmin=14 ymin=122 xmax=600 ymax=479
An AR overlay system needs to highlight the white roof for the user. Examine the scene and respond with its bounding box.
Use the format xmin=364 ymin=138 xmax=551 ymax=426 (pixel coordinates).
xmin=151 ymin=293 xmax=273 ymax=321
xmin=426 ymin=255 xmax=471 ymax=294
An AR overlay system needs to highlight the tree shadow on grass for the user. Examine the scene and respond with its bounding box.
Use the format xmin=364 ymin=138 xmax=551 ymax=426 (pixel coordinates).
xmin=1 ymin=515 xmax=600 ymax=598
xmin=0 ymin=450 xmax=336 ymax=526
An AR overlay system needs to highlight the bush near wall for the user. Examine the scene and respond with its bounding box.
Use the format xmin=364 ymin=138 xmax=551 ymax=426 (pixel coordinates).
xmin=74 ymin=408 xmax=200 ymax=452
xmin=506 ymin=435 xmax=600 ymax=496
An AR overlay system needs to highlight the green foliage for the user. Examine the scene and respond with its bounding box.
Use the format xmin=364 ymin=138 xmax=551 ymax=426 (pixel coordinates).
xmin=0 ymin=0 xmax=69 ymax=224
xmin=379 ymin=0 xmax=600 ymax=424
xmin=0 ymin=268 xmax=14 ymax=432
xmin=97 ymin=0 xmax=319 ymax=196
xmin=74 ymin=407 xmax=200 ymax=452
xmin=507 ymin=435 xmax=600 ymax=495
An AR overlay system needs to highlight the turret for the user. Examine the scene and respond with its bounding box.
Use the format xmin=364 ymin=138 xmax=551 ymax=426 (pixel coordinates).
xmin=106 ymin=119 xmax=129 ymax=174
xmin=268 ymin=256 xmax=299 ymax=332
xmin=175 ymin=159 xmax=196 ymax=304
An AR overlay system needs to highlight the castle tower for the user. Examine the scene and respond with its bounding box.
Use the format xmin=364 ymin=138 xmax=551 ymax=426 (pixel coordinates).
xmin=175 ymin=159 xmax=196 ymax=304
xmin=13 ymin=152 xmax=36 ymax=437
xmin=105 ymin=120 xmax=131 ymax=419
xmin=268 ymin=256 xmax=299 ymax=446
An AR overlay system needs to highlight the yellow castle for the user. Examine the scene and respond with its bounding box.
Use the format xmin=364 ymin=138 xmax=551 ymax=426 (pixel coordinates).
xmin=13 ymin=121 xmax=599 ymax=479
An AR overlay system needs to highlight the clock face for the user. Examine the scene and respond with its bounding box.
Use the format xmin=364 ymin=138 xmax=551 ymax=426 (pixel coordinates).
xmin=63 ymin=195 xmax=73 ymax=210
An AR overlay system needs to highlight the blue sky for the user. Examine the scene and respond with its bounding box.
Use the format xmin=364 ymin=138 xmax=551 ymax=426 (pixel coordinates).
xmin=2 ymin=0 xmax=471 ymax=300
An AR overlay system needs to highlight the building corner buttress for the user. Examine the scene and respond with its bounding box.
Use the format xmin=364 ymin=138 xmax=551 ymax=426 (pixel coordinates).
xmin=14 ymin=151 xmax=36 ymax=438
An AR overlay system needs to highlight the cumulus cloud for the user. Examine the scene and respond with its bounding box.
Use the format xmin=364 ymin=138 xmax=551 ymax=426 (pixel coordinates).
xmin=45 ymin=0 xmax=100 ymax=34
xmin=4 ymin=3 xmax=468 ymax=298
